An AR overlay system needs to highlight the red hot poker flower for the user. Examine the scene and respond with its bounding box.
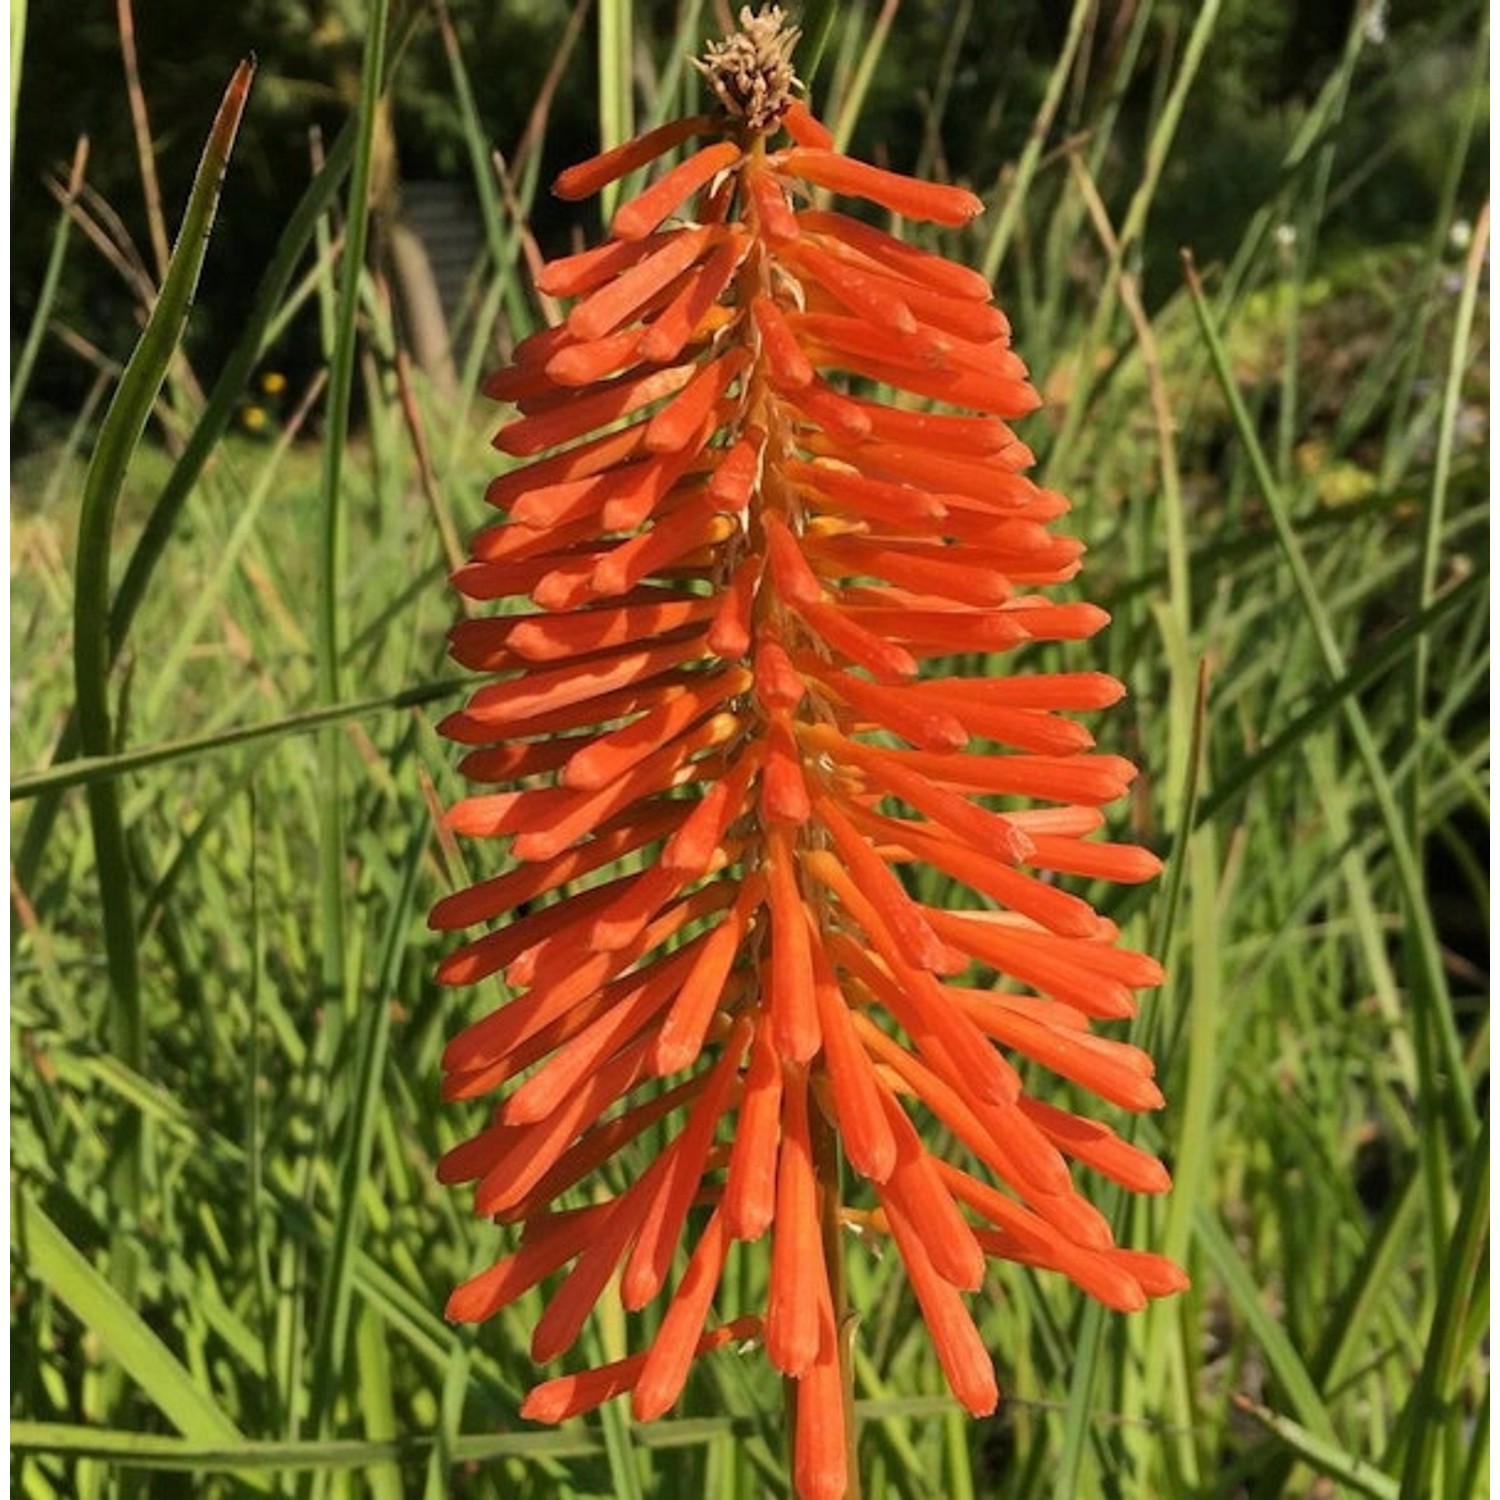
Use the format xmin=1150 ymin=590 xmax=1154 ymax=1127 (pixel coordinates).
xmin=434 ymin=9 xmax=1185 ymax=1496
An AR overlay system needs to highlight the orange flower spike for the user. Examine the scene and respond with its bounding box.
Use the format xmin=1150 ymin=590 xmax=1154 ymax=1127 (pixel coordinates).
xmin=752 ymin=295 xmax=815 ymax=387
xmin=660 ymin=743 xmax=764 ymax=874
xmin=566 ymin=225 xmax=720 ymax=342
xmin=529 ymin=1152 xmax=678 ymax=1364
xmin=762 ymin=713 xmax=813 ymax=823
xmin=645 ymin=347 xmax=751 ymax=453
xmin=433 ymin=7 xmax=1183 ymax=1489
xmin=813 ymin=794 xmax=951 ymax=973
xmin=447 ymin=1204 xmax=611 ymax=1324
xmin=495 ymin=366 xmax=696 ymax=458
xmin=652 ymin=873 xmax=767 ymax=1073
xmin=796 ymin=208 xmax=995 ymax=301
xmin=748 ymin=168 xmax=801 ymax=241
xmin=808 ymin=942 xmax=897 ymax=1181
xmin=504 ymin=1073 xmax=709 ymax=1221
xmin=875 ymin=1189 xmax=999 ymax=1415
xmin=1017 ymin=1097 xmax=1174 ymax=1193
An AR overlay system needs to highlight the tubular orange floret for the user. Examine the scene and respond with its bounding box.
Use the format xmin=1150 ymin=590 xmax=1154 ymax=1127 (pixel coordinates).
xmin=611 ymin=139 xmax=743 ymax=240
xmin=431 ymin=10 xmax=1178 ymax=1494
xmin=552 ymin=114 xmax=718 ymax=201
xmin=776 ymin=147 xmax=986 ymax=226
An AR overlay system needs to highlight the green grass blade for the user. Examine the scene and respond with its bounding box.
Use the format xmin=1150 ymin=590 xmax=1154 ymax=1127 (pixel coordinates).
xmin=432 ymin=0 xmax=507 ymax=278
xmin=304 ymin=814 xmax=426 ymax=1437
xmin=11 ymin=139 xmax=85 ymax=416
xmin=71 ymin=51 xmax=253 ymax=1060
xmin=1409 ymin=204 xmax=1488 ymax=837
xmin=1396 ymin=1121 xmax=1488 ymax=1499
xmin=9 ymin=678 xmax=462 ymax=800
xmin=13 ymin=120 xmax=356 ymax=898
xmin=15 ymin=1196 xmax=250 ymax=1448
xmin=827 ymin=0 xmax=899 ymax=154
xmin=62 ymin=66 xmax=254 ymax=1436
xmin=1233 ymin=1396 xmax=1399 ymax=1500
xmin=1194 ymin=1207 xmax=1337 ymax=1444
xmin=9 ymin=0 xmax=24 ymax=157
xmin=313 ymin=0 xmax=389 ymax=1033
xmin=978 ymin=0 xmax=1092 ymax=284
xmin=597 ymin=0 xmax=635 ymax=220
xmin=1196 ymin=568 xmax=1487 ymax=830
xmin=1183 ymin=252 xmax=1477 ymax=1148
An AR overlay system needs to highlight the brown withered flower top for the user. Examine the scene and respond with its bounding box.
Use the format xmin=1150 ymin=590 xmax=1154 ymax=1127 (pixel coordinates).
xmin=694 ymin=5 xmax=802 ymax=132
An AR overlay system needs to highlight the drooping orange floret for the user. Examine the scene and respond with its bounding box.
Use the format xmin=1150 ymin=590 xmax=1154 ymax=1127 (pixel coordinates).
xmin=433 ymin=6 xmax=1182 ymax=1492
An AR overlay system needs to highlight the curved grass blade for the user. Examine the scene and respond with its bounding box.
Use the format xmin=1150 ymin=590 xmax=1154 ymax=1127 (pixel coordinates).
xmin=63 ymin=68 xmax=255 ymax=1422
xmin=1196 ymin=568 xmax=1487 ymax=830
xmin=14 ymin=1196 xmax=253 ymax=1452
xmin=1193 ymin=1207 xmax=1337 ymax=1445
xmin=11 ymin=1416 xmax=770 ymax=1472
xmin=71 ymin=49 xmax=253 ymax=1063
xmin=14 ymin=118 xmax=356 ymax=896
xmin=1409 ymin=203 xmax=1488 ymax=839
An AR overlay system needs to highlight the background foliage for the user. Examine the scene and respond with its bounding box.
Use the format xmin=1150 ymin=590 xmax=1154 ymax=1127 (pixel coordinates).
xmin=11 ymin=1 xmax=1489 ymax=1497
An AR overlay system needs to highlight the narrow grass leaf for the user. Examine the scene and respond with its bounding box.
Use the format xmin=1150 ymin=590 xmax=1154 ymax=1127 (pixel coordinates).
xmin=1193 ymin=1207 xmax=1337 ymax=1444
xmin=14 ymin=118 xmax=356 ymax=893
xmin=15 ymin=1196 xmax=253 ymax=1451
xmin=1233 ymin=1396 xmax=1399 ymax=1500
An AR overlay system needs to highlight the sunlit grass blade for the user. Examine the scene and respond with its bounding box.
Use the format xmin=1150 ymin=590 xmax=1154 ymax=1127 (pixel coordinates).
xmin=597 ymin=0 xmax=635 ymax=220
xmin=15 ymin=1196 xmax=255 ymax=1453
xmin=304 ymin=813 xmax=427 ymax=1445
xmin=1193 ymin=1207 xmax=1337 ymax=1445
xmin=1183 ymin=249 xmax=1477 ymax=1150
xmin=312 ymin=0 xmax=390 ymax=1040
xmin=977 ymin=0 xmax=1091 ymax=285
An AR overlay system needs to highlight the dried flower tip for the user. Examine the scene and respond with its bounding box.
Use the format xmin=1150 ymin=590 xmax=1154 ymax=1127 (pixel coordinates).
xmin=696 ymin=6 xmax=802 ymax=133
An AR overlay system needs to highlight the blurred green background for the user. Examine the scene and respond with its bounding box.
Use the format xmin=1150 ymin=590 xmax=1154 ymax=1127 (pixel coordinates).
xmin=10 ymin=2 xmax=1489 ymax=1498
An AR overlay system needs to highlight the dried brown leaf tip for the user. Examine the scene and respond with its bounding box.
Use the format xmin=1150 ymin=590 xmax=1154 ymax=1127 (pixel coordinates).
xmin=436 ymin=11 xmax=1184 ymax=1499
xmin=695 ymin=5 xmax=802 ymax=132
